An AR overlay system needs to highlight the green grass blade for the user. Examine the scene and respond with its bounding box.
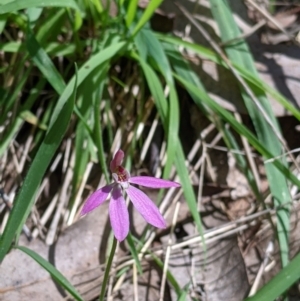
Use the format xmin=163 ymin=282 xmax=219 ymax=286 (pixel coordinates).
xmin=26 ymin=7 xmax=43 ymax=27
xmin=244 ymin=252 xmax=300 ymax=301
xmin=132 ymin=54 xmax=203 ymax=236
xmin=174 ymin=73 xmax=300 ymax=189
xmin=0 ymin=68 xmax=77 ymax=262
xmin=92 ymin=64 xmax=110 ymax=182
xmin=138 ymin=28 xmax=173 ymax=83
xmin=0 ymin=78 xmax=46 ymax=157
xmin=71 ymin=70 xmax=103 ymax=203
xmin=0 ymin=0 xmax=81 ymax=14
xmin=166 ymin=47 xmax=260 ymax=199
xmin=174 ymin=143 xmax=204 ymax=237
xmin=26 ymin=26 xmax=66 ymax=95
xmin=125 ymin=0 xmax=139 ymax=27
xmin=209 ymin=0 xmax=291 ymax=267
xmin=0 ymin=41 xmax=127 ymax=261
xmin=135 ymin=54 xmax=167 ymax=119
xmin=35 ymin=8 xmax=66 ymax=44
xmin=234 ymin=65 xmax=300 ymax=121
xmin=178 ymin=283 xmax=190 ymax=301
xmin=0 ymin=41 xmax=79 ymax=57
xmin=71 ymin=61 xmax=111 ymax=193
xmin=89 ymin=0 xmax=103 ymax=14
xmin=135 ymin=29 xmax=178 ymax=177
xmin=158 ymin=35 xmax=300 ymax=121
xmin=69 ymin=94 xmax=92 ymax=211
xmin=150 ymin=253 xmax=181 ymax=296
xmin=163 ymin=83 xmax=179 ymax=178
xmin=49 ymin=41 xmax=126 ymax=128
xmin=126 ymin=233 xmax=143 ymax=274
xmin=131 ymin=0 xmax=162 ymax=36
xmin=16 ymin=246 xmax=84 ymax=301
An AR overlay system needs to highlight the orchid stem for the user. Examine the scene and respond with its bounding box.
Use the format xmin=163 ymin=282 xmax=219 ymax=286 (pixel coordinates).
xmin=99 ymin=237 xmax=117 ymax=301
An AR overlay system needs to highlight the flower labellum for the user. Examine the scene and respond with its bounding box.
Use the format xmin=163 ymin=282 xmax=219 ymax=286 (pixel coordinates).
xmin=81 ymin=150 xmax=180 ymax=241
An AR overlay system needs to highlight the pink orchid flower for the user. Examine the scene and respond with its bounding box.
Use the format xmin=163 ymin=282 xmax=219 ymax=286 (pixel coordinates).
xmin=81 ymin=150 xmax=180 ymax=241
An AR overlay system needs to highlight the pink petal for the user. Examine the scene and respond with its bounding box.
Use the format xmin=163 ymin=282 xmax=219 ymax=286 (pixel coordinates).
xmin=81 ymin=184 xmax=114 ymax=215
xmin=109 ymin=186 xmax=129 ymax=241
xmin=126 ymin=185 xmax=166 ymax=228
xmin=110 ymin=150 xmax=124 ymax=172
xmin=129 ymin=176 xmax=180 ymax=188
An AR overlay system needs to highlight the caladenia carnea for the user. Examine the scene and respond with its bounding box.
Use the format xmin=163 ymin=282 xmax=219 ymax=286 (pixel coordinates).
xmin=81 ymin=149 xmax=180 ymax=241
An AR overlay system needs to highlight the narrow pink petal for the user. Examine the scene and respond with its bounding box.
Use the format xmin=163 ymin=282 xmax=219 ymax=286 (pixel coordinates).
xmin=81 ymin=184 xmax=114 ymax=215
xmin=109 ymin=186 xmax=129 ymax=241
xmin=126 ymin=185 xmax=166 ymax=228
xmin=129 ymin=176 xmax=180 ymax=188
xmin=110 ymin=150 xmax=124 ymax=172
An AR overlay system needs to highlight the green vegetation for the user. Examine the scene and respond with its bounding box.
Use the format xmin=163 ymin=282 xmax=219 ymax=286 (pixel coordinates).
xmin=0 ymin=0 xmax=300 ymax=300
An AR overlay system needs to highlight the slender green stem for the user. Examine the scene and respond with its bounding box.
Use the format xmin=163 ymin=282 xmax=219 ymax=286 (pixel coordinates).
xmin=99 ymin=237 xmax=118 ymax=301
xmin=93 ymin=64 xmax=110 ymax=183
